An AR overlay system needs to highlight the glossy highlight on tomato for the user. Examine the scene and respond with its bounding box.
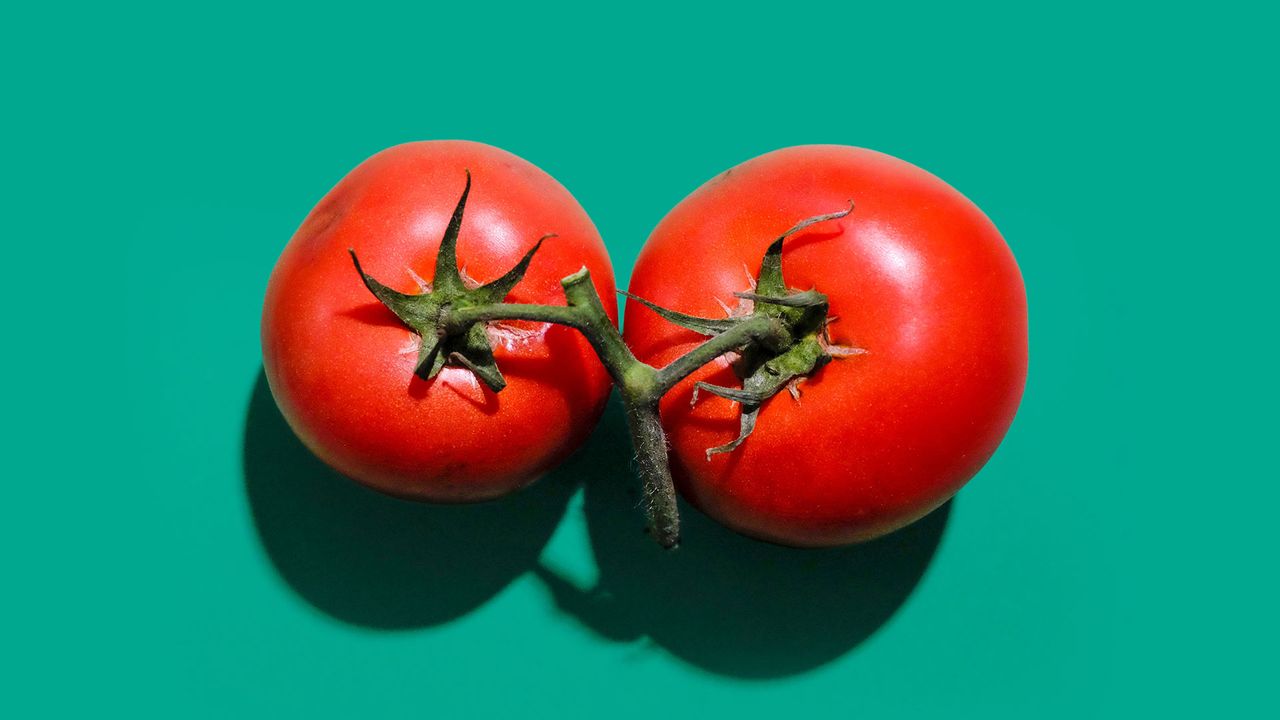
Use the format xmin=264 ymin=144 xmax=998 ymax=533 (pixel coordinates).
xmin=623 ymin=145 xmax=1027 ymax=547
xmin=262 ymin=141 xmax=616 ymax=502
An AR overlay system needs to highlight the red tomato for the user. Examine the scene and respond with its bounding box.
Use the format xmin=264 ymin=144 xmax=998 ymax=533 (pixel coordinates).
xmin=623 ymin=145 xmax=1027 ymax=546
xmin=262 ymin=141 xmax=616 ymax=502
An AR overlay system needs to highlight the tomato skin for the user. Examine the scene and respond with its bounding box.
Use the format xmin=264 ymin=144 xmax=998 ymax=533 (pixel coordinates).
xmin=624 ymin=145 xmax=1027 ymax=547
xmin=262 ymin=141 xmax=616 ymax=502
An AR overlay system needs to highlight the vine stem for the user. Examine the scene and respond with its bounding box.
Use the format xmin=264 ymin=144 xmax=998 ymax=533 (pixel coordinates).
xmin=623 ymin=402 xmax=679 ymax=547
xmin=446 ymin=267 xmax=785 ymax=548
xmin=350 ymin=174 xmax=851 ymax=549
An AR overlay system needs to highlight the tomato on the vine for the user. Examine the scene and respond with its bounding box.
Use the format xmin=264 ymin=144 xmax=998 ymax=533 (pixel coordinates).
xmin=262 ymin=141 xmax=616 ymax=502
xmin=623 ymin=145 xmax=1027 ymax=546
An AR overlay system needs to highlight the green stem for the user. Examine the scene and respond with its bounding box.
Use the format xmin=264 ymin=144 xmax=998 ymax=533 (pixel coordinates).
xmin=445 ymin=266 xmax=781 ymax=547
xmin=445 ymin=303 xmax=584 ymax=330
xmin=623 ymin=400 xmax=680 ymax=548
xmin=353 ymin=184 xmax=852 ymax=549
xmin=559 ymin=269 xmax=650 ymax=391
xmin=446 ymin=268 xmax=650 ymax=391
xmin=654 ymin=315 xmax=787 ymax=395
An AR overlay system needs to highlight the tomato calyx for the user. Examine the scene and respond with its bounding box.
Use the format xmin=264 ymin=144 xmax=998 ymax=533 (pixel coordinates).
xmin=627 ymin=203 xmax=863 ymax=459
xmin=348 ymin=171 xmax=554 ymax=392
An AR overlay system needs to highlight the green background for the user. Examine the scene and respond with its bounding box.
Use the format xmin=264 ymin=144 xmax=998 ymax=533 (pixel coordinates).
xmin=7 ymin=2 xmax=1275 ymax=717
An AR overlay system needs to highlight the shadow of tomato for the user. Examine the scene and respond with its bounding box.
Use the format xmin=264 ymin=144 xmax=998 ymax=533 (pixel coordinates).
xmin=242 ymin=369 xmax=578 ymax=629
xmin=534 ymin=395 xmax=952 ymax=678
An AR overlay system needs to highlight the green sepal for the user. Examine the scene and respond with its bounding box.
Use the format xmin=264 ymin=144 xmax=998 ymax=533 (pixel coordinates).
xmin=455 ymin=322 xmax=506 ymax=392
xmin=350 ymin=249 xmax=441 ymax=330
xmin=620 ymin=291 xmax=743 ymax=336
xmin=430 ymin=169 xmax=471 ymax=295
xmin=414 ymin=332 xmax=446 ymax=379
xmin=471 ymin=234 xmax=555 ymax=305
xmin=733 ymin=289 xmax=828 ymax=308
xmin=348 ymin=171 xmax=550 ymax=392
xmin=696 ymin=334 xmax=833 ymax=457
xmin=754 ymin=202 xmax=853 ymax=297
xmin=678 ymin=202 xmax=853 ymax=458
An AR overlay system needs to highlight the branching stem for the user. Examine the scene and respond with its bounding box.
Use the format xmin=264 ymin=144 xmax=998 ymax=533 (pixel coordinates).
xmin=351 ymin=176 xmax=851 ymax=549
xmin=443 ymin=267 xmax=787 ymax=548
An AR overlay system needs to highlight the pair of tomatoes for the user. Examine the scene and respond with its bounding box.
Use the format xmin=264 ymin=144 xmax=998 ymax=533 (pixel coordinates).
xmin=261 ymin=141 xmax=1027 ymax=547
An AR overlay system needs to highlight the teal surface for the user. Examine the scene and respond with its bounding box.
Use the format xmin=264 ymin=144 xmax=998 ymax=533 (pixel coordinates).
xmin=7 ymin=2 xmax=1276 ymax=717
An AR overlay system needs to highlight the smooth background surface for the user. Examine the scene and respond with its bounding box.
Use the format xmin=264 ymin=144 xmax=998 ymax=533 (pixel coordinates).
xmin=6 ymin=2 xmax=1275 ymax=717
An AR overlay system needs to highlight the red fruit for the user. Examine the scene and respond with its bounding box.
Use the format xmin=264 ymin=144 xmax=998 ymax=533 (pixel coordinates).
xmin=624 ymin=145 xmax=1027 ymax=546
xmin=262 ymin=141 xmax=616 ymax=501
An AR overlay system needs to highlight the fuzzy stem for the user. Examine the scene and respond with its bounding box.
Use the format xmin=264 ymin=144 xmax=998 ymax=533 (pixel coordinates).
xmin=624 ymin=400 xmax=680 ymax=548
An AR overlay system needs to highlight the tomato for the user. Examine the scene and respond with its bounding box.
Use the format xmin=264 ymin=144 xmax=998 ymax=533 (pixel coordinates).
xmin=262 ymin=141 xmax=616 ymax=502
xmin=623 ymin=145 xmax=1027 ymax=546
